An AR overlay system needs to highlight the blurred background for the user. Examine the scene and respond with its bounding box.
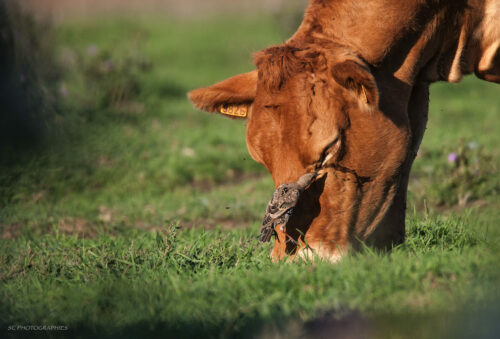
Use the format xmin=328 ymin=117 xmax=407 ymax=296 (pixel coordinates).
xmin=22 ymin=0 xmax=306 ymax=19
xmin=1 ymin=1 xmax=498 ymax=338
xmin=1 ymin=0 xmax=311 ymax=234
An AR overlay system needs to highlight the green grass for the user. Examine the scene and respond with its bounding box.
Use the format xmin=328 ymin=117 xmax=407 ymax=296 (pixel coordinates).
xmin=1 ymin=215 xmax=499 ymax=337
xmin=1 ymin=14 xmax=499 ymax=338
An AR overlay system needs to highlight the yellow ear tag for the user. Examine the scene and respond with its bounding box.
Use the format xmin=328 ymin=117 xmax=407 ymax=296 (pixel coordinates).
xmin=220 ymin=105 xmax=247 ymax=118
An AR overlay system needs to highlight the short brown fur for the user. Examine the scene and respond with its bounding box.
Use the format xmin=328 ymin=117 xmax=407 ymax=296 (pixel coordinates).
xmin=188 ymin=0 xmax=499 ymax=261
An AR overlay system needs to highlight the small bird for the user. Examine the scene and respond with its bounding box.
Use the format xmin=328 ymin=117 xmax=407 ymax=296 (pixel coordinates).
xmin=259 ymin=172 xmax=318 ymax=242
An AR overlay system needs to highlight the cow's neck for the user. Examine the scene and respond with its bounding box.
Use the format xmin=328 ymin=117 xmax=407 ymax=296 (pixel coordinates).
xmin=284 ymin=0 xmax=489 ymax=247
xmin=291 ymin=0 xmax=486 ymax=86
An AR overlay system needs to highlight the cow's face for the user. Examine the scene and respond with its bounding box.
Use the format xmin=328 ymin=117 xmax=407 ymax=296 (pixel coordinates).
xmin=189 ymin=45 xmax=410 ymax=261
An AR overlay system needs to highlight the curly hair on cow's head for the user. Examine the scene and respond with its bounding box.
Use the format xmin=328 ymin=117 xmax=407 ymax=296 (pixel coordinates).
xmin=253 ymin=44 xmax=326 ymax=92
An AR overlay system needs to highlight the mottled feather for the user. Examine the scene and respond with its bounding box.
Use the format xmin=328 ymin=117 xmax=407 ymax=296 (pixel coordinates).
xmin=259 ymin=172 xmax=317 ymax=242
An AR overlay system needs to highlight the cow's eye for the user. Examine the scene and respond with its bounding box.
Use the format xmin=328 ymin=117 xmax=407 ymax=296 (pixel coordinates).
xmin=315 ymin=135 xmax=342 ymax=169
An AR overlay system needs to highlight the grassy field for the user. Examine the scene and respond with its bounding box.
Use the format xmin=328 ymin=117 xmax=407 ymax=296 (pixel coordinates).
xmin=1 ymin=13 xmax=499 ymax=338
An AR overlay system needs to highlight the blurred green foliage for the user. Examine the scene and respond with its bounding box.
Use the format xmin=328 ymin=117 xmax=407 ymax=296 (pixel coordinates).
xmin=273 ymin=0 xmax=308 ymax=38
xmin=82 ymin=48 xmax=152 ymax=109
xmin=409 ymin=140 xmax=499 ymax=209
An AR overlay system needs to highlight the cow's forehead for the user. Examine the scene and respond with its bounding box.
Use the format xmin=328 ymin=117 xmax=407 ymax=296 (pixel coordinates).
xmin=254 ymin=45 xmax=328 ymax=93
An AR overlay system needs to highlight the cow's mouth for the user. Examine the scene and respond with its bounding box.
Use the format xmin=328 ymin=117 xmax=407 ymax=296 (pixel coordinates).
xmin=259 ymin=135 xmax=373 ymax=244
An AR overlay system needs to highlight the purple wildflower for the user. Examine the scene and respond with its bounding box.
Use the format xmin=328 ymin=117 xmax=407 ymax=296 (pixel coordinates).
xmin=447 ymin=152 xmax=459 ymax=164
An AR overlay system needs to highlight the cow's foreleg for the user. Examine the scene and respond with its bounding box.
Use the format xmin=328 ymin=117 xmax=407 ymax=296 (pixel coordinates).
xmin=367 ymin=83 xmax=430 ymax=249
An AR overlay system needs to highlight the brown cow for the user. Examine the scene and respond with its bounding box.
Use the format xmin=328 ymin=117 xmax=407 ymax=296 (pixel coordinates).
xmin=189 ymin=0 xmax=500 ymax=261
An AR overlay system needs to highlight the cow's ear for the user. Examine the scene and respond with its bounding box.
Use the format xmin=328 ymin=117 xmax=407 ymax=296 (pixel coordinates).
xmin=475 ymin=42 xmax=500 ymax=83
xmin=188 ymin=70 xmax=257 ymax=118
xmin=331 ymin=60 xmax=379 ymax=106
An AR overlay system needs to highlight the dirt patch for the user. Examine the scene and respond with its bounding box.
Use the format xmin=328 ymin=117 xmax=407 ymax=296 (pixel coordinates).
xmin=58 ymin=217 xmax=98 ymax=237
xmin=1 ymin=223 xmax=23 ymax=239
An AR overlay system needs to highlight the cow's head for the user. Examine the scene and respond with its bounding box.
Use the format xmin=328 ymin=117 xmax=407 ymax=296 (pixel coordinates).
xmin=189 ymin=44 xmax=410 ymax=261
